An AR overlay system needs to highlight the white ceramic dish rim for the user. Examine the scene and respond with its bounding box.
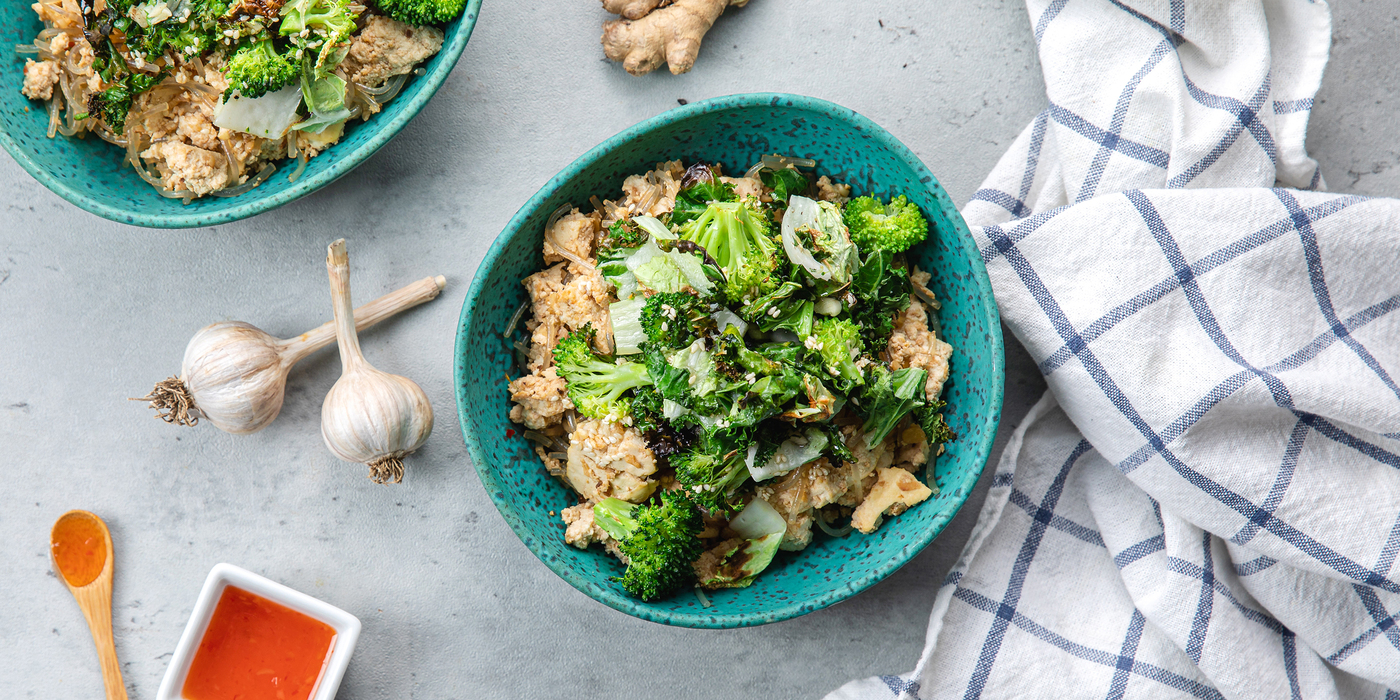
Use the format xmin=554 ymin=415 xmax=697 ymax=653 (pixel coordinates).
xmin=155 ymin=562 xmax=362 ymax=700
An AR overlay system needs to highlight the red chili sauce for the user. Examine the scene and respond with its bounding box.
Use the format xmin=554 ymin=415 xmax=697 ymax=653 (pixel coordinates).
xmin=51 ymin=512 xmax=107 ymax=587
xmin=182 ymin=586 xmax=337 ymax=700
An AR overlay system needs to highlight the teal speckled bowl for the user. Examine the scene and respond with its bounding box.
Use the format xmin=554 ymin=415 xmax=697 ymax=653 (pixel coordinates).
xmin=0 ymin=1 xmax=480 ymax=228
xmin=456 ymin=94 xmax=1004 ymax=628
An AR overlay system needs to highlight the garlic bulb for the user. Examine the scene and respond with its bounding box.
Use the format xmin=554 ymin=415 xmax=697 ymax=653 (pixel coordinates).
xmin=321 ymin=239 xmax=434 ymax=484
xmin=134 ymin=274 xmax=446 ymax=434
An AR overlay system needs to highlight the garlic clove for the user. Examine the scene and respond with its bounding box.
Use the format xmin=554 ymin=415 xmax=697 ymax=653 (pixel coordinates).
xmin=321 ymin=239 xmax=435 ymax=484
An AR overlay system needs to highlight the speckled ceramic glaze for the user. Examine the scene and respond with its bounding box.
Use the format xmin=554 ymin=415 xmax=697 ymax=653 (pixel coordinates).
xmin=456 ymin=94 xmax=1004 ymax=628
xmin=0 ymin=0 xmax=479 ymax=228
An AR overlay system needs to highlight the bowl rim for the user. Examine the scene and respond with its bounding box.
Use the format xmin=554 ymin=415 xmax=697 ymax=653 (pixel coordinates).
xmin=0 ymin=0 xmax=481 ymax=229
xmin=455 ymin=92 xmax=1005 ymax=628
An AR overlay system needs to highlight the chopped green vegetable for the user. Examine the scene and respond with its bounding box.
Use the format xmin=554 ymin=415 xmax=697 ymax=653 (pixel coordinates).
xmin=671 ymin=426 xmax=754 ymax=514
xmin=856 ymin=365 xmax=928 ymax=448
xmin=671 ymin=163 xmax=738 ymax=226
xmin=809 ymin=317 xmax=865 ymax=389
xmin=760 ymin=168 xmax=808 ymax=205
xmin=851 ymin=249 xmax=911 ymax=353
xmin=86 ymin=71 xmax=163 ymax=133
xmin=640 ymin=291 xmax=711 ymax=350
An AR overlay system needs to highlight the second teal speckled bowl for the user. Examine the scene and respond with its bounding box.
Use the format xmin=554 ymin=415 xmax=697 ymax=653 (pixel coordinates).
xmin=0 ymin=0 xmax=480 ymax=228
xmin=456 ymin=94 xmax=1004 ymax=628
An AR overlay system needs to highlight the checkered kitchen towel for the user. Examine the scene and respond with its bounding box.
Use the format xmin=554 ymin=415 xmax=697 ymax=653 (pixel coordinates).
xmin=829 ymin=1 xmax=1400 ymax=698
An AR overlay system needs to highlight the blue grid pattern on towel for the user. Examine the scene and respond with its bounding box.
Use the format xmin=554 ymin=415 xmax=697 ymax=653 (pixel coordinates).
xmin=857 ymin=0 xmax=1400 ymax=697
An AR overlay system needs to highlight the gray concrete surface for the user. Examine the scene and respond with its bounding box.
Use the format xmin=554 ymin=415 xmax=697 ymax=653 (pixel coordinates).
xmin=0 ymin=1 xmax=1392 ymax=698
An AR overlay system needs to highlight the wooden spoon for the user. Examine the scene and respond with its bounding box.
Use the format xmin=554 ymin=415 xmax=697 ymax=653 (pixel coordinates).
xmin=51 ymin=510 xmax=128 ymax=700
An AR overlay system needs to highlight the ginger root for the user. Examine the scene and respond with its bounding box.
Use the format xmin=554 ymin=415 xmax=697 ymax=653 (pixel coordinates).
xmin=601 ymin=0 xmax=749 ymax=76
xmin=602 ymin=0 xmax=666 ymax=20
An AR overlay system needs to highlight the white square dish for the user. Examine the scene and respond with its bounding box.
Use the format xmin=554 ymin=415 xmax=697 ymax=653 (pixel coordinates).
xmin=155 ymin=562 xmax=361 ymax=700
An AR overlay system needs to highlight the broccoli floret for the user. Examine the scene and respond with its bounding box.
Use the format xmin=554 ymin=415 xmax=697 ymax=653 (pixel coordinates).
xmin=553 ymin=324 xmax=653 ymax=422
xmin=640 ymin=291 xmax=710 ymax=350
xmin=810 ymin=318 xmax=865 ymax=388
xmin=373 ymin=0 xmax=465 ymax=25
xmin=593 ymin=492 xmax=705 ymax=601
xmin=671 ymin=427 xmax=753 ymax=514
xmin=679 ymin=200 xmax=781 ymax=305
xmin=844 ymin=195 xmax=929 ymax=253
xmin=222 ymin=38 xmax=297 ymax=100
xmin=279 ymin=0 xmax=358 ymax=75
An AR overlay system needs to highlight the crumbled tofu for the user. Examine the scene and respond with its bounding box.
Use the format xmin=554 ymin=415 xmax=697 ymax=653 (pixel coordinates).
xmin=772 ymin=506 xmax=815 ymax=551
xmin=507 ymin=367 xmax=570 ymax=430
xmin=604 ymin=539 xmax=629 ymax=564
xmin=139 ymin=141 xmax=231 ymax=195
xmin=21 ymin=59 xmax=60 ymax=100
xmin=753 ymin=424 xmax=896 ymax=550
xmin=544 ymin=208 xmax=601 ymax=264
xmin=572 ymin=419 xmax=656 ymax=477
xmin=342 ymin=16 xmax=444 ymax=88
xmin=815 ymin=175 xmax=851 ymax=204
xmin=720 ymin=175 xmax=764 ymax=200
xmin=834 ymin=424 xmax=895 ymax=507
xmin=894 ymin=422 xmax=930 ymax=470
xmin=887 ymin=288 xmax=954 ymax=401
xmin=33 ymin=0 xmax=80 ymax=27
xmin=69 ymin=36 xmax=94 ymax=72
xmin=563 ymin=419 xmax=659 ymax=503
xmin=130 ymin=56 xmax=266 ymax=196
xmin=618 ymin=160 xmax=685 ymax=218
xmin=561 ymin=502 xmax=612 ymax=549
xmin=522 ymin=262 xmax=611 ymax=356
xmin=852 ymin=467 xmax=934 ymax=534
xmin=176 ymin=108 xmax=221 ymax=151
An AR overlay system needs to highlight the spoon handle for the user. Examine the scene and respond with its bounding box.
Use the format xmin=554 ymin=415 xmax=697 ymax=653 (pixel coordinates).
xmin=73 ymin=582 xmax=128 ymax=700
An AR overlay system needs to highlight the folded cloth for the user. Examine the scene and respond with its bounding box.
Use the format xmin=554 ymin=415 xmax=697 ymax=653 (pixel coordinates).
xmin=828 ymin=1 xmax=1400 ymax=698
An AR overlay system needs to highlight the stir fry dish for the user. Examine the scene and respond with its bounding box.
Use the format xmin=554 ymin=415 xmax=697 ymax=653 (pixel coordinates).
xmin=506 ymin=156 xmax=957 ymax=602
xmin=17 ymin=0 xmax=465 ymax=200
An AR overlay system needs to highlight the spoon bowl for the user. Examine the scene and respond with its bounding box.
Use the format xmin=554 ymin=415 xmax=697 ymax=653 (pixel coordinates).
xmin=51 ymin=510 xmax=127 ymax=700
